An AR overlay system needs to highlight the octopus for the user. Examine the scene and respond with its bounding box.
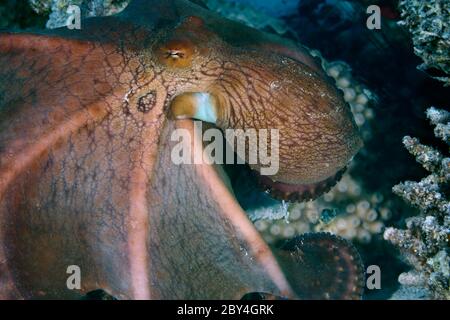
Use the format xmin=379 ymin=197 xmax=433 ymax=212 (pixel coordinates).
xmin=0 ymin=0 xmax=364 ymax=299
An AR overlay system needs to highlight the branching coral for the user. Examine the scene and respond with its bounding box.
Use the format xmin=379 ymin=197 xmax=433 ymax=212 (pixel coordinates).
xmin=398 ymin=0 xmax=450 ymax=86
xmin=384 ymin=107 xmax=450 ymax=300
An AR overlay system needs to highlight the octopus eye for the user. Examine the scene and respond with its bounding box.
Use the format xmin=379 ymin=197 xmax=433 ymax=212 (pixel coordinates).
xmin=157 ymin=38 xmax=195 ymax=68
xmin=165 ymin=49 xmax=185 ymax=59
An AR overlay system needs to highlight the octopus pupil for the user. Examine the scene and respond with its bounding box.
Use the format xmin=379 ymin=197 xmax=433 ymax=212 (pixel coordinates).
xmin=137 ymin=91 xmax=156 ymax=113
xmin=166 ymin=50 xmax=184 ymax=59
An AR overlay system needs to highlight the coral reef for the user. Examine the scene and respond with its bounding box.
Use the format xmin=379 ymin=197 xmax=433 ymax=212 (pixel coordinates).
xmin=29 ymin=0 xmax=129 ymax=28
xmin=398 ymin=0 xmax=450 ymax=86
xmin=255 ymin=171 xmax=394 ymax=245
xmin=384 ymin=107 xmax=450 ymax=300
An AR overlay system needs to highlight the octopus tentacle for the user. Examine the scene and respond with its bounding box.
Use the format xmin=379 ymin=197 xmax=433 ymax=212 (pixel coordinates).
xmin=256 ymin=167 xmax=347 ymax=202
xmin=274 ymin=232 xmax=365 ymax=300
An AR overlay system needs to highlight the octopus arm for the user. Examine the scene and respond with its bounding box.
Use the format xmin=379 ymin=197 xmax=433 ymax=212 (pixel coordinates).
xmin=0 ymin=32 xmax=293 ymax=299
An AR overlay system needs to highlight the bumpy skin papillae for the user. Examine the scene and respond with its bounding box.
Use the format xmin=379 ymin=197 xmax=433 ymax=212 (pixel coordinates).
xmin=0 ymin=0 xmax=363 ymax=299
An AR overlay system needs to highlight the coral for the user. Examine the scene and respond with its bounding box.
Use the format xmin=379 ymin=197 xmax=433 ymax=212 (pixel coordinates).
xmin=384 ymin=107 xmax=450 ymax=300
xmin=398 ymin=0 xmax=450 ymax=86
xmin=28 ymin=0 xmax=129 ymax=28
xmin=390 ymin=284 xmax=432 ymax=300
xmin=28 ymin=0 xmax=52 ymax=14
xmin=255 ymin=171 xmax=394 ymax=245
xmin=428 ymin=106 xmax=450 ymax=145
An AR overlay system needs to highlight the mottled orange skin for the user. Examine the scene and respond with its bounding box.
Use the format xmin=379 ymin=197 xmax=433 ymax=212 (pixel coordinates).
xmin=0 ymin=0 xmax=363 ymax=299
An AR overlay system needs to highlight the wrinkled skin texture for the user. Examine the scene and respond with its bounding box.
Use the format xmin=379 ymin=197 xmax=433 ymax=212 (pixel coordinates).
xmin=0 ymin=0 xmax=363 ymax=299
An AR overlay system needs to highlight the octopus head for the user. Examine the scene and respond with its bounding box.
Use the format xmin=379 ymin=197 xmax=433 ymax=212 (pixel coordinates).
xmin=156 ymin=16 xmax=363 ymax=201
